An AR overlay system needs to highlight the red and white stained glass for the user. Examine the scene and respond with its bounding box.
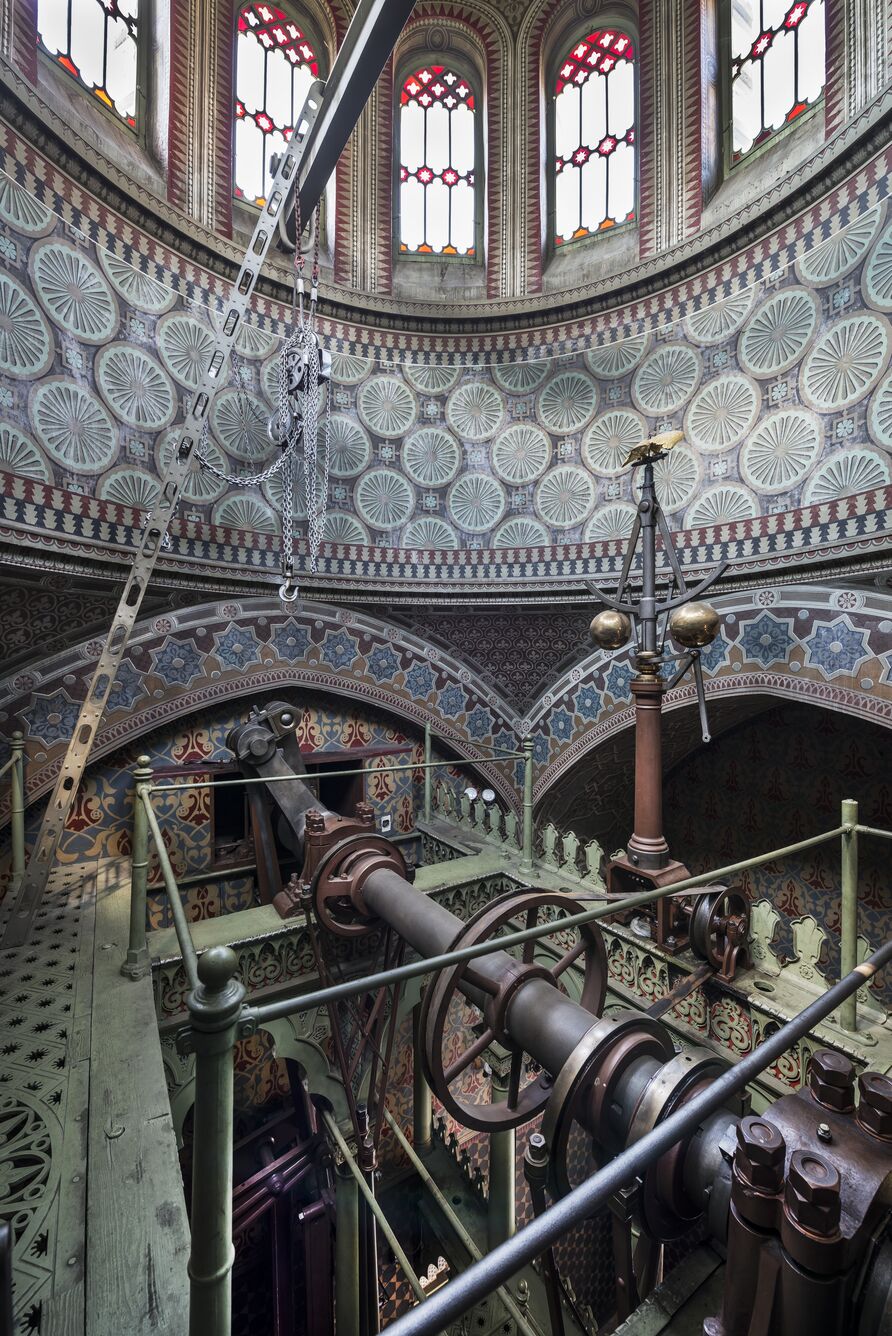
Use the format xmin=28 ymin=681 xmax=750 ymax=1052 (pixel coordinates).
xmin=730 ymin=0 xmax=825 ymax=162
xmin=399 ymin=66 xmax=476 ymax=256
xmin=235 ymin=3 xmax=320 ymax=207
xmin=553 ymin=28 xmax=635 ymax=245
xmin=37 ymin=0 xmax=140 ymax=126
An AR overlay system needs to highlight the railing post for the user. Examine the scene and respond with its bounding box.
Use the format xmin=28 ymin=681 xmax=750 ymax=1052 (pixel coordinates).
xmin=520 ymin=737 xmax=534 ymax=872
xmin=423 ymin=723 xmax=432 ymax=822
xmin=488 ymin=1064 xmax=516 ymax=1251
xmin=412 ymin=1004 xmax=432 ymax=1156
xmin=9 ymin=731 xmax=25 ymax=881
xmin=335 ymin=1161 xmax=361 ymax=1333
xmin=185 ymin=946 xmax=245 ymax=1336
xmin=839 ymin=797 xmax=859 ymax=1032
xmin=121 ymin=755 xmax=153 ymax=980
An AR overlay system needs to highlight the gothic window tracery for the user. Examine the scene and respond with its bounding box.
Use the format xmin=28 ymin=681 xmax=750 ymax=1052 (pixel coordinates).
xmin=234 ymin=2 xmax=322 ymax=208
xmin=729 ymin=0 xmax=826 ymax=162
xmin=552 ymin=27 xmax=636 ymax=246
xmin=36 ymin=0 xmax=140 ymax=126
xmin=398 ymin=63 xmax=479 ymax=257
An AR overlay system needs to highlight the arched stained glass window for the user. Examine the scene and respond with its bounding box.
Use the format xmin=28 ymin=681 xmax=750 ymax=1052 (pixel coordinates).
xmin=553 ymin=28 xmax=635 ymax=246
xmin=37 ymin=0 xmax=140 ymax=126
xmin=235 ymin=3 xmax=321 ymax=208
xmin=398 ymin=64 xmax=478 ymax=257
xmin=729 ymin=0 xmax=825 ymax=162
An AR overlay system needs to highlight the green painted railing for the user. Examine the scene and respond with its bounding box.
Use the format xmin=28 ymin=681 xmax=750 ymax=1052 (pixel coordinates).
xmin=124 ymin=751 xmax=891 ymax=1336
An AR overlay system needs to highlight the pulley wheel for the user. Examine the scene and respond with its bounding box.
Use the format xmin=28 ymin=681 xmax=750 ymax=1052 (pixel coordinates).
xmin=420 ymin=889 xmax=607 ymax=1133
xmin=543 ymin=1012 xmax=675 ymax=1200
xmin=689 ymin=886 xmax=750 ymax=976
xmin=311 ymin=833 xmax=406 ymax=938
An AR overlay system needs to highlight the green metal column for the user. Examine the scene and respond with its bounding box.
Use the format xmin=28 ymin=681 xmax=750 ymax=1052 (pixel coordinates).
xmin=487 ymin=1066 xmax=516 ymax=1251
xmin=186 ymin=946 xmax=245 ymax=1336
xmin=9 ymin=730 xmax=25 ymax=880
xmin=412 ymin=1004 xmax=432 ymax=1155
xmin=335 ymin=1161 xmax=361 ymax=1335
xmin=423 ymin=723 xmax=432 ymax=821
xmin=520 ymin=736 xmax=534 ymax=872
xmin=121 ymin=756 xmax=153 ymax=980
xmin=840 ymin=797 xmax=859 ymax=1032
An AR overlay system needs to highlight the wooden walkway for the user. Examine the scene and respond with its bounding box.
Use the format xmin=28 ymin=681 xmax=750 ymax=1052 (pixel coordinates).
xmin=0 ymin=860 xmax=189 ymax=1335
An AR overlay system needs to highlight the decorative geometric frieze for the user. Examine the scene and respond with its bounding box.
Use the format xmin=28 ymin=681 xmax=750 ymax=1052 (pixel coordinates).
xmin=234 ymin=320 xmax=275 ymax=360
xmin=739 ymin=408 xmax=823 ymax=492
xmin=737 ymin=287 xmax=819 ymax=378
xmin=329 ymin=352 xmax=371 ymax=385
xmin=0 ymin=176 xmax=56 ymax=236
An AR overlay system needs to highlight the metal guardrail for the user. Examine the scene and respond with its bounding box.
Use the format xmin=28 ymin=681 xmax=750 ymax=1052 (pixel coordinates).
xmin=0 ymin=732 xmax=25 ymax=884
xmin=121 ymin=740 xmax=889 ymax=1336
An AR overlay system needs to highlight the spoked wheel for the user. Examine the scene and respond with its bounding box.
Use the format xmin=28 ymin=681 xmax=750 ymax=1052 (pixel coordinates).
xmin=689 ymin=886 xmax=750 ymax=978
xmin=420 ymin=889 xmax=608 ymax=1132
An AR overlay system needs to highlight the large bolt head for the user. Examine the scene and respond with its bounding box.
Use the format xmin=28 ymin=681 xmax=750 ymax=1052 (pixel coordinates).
xmin=785 ymin=1150 xmax=841 ymax=1236
xmin=808 ymin=1049 xmax=855 ymax=1112
xmin=858 ymin=1072 xmax=892 ymax=1139
xmin=736 ymin=1116 xmax=786 ymax=1191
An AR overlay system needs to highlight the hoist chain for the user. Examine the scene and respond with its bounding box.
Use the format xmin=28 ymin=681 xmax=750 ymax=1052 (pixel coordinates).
xmin=1 ymin=80 xmax=326 ymax=946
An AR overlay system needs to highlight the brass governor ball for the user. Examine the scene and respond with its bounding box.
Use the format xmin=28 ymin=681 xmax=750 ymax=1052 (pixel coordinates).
xmin=590 ymin=609 xmax=633 ymax=650
xmin=669 ymin=601 xmax=721 ymax=649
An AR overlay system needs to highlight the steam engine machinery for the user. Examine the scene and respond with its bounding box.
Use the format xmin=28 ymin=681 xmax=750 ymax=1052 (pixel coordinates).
xmin=229 ymin=700 xmax=892 ymax=1336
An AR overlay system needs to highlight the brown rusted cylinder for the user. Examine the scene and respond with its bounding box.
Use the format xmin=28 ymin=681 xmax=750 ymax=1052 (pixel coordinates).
xmin=626 ymin=674 xmax=670 ymax=870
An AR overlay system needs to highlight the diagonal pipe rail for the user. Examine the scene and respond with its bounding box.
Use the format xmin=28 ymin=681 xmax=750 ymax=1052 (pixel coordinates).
xmin=381 ymin=939 xmax=892 ymax=1336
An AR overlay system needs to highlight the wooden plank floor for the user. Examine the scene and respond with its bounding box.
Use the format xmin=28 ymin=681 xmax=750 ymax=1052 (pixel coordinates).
xmin=0 ymin=861 xmax=189 ymax=1335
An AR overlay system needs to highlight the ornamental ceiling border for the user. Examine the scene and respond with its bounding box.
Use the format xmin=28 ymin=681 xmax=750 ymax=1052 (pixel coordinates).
xmin=2 ymin=472 xmax=888 ymax=593
xmin=0 ymin=598 xmax=524 ymax=819
xmin=524 ymin=584 xmax=892 ymax=804
xmin=0 ymin=58 xmax=890 ymax=334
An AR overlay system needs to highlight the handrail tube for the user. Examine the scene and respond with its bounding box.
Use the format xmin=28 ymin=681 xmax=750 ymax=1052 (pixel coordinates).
xmin=141 ymin=790 xmax=200 ymax=991
xmin=382 ymin=940 xmax=892 ymax=1336
xmin=248 ymin=825 xmax=849 ymax=1024
xmin=322 ymin=1111 xmax=427 ymax=1304
xmin=0 ymin=755 xmax=14 ymax=781
xmin=382 ymin=1109 xmax=542 ymax=1336
xmin=856 ymin=825 xmax=892 ymax=840
xmin=147 ymin=752 xmax=524 ymax=794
